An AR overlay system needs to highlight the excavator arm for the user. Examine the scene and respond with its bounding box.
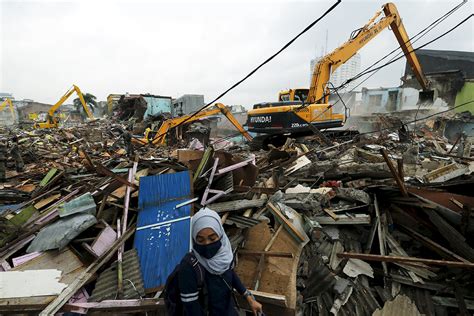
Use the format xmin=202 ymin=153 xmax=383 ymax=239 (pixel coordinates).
xmin=151 ymin=103 xmax=252 ymax=145
xmin=0 ymin=98 xmax=15 ymax=120
xmin=73 ymin=85 xmax=94 ymax=119
xmin=35 ymin=84 xmax=94 ymax=128
xmin=308 ymin=2 xmax=431 ymax=104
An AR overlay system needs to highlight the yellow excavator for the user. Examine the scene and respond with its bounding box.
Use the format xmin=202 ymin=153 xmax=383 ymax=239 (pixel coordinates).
xmin=0 ymin=98 xmax=15 ymax=121
xmin=34 ymin=85 xmax=94 ymax=129
xmin=137 ymin=103 xmax=253 ymax=146
xmin=247 ymin=2 xmax=433 ymax=144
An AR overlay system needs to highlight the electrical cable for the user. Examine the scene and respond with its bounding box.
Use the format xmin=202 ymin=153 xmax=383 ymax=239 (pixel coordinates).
xmin=340 ymin=0 xmax=467 ymax=91
xmin=297 ymin=12 xmax=472 ymax=126
xmin=150 ymin=0 xmax=342 ymax=142
xmin=316 ymin=0 xmax=467 ymax=113
xmin=348 ymin=14 xmax=473 ymax=82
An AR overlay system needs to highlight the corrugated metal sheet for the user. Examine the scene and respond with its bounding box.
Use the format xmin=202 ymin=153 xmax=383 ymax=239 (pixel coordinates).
xmin=59 ymin=192 xmax=96 ymax=217
xmin=134 ymin=171 xmax=192 ymax=290
xmin=90 ymin=249 xmax=145 ymax=301
xmin=303 ymin=262 xmax=336 ymax=302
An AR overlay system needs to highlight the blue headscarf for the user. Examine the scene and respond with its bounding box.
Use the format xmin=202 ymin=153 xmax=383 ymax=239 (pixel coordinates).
xmin=191 ymin=207 xmax=233 ymax=275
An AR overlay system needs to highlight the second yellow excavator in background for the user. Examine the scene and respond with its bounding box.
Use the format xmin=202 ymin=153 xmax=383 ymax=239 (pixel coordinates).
xmin=0 ymin=98 xmax=16 ymax=121
xmin=135 ymin=103 xmax=253 ymax=146
xmin=34 ymin=85 xmax=95 ymax=129
xmin=247 ymin=2 xmax=435 ymax=148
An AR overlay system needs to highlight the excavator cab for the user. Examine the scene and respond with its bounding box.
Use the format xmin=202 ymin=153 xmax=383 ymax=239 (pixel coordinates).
xmin=247 ymin=2 xmax=436 ymax=147
xmin=278 ymin=89 xmax=309 ymax=102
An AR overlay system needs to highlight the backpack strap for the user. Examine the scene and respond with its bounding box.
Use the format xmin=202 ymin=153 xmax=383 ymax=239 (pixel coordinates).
xmin=183 ymin=252 xmax=205 ymax=288
xmin=182 ymin=252 xmax=208 ymax=314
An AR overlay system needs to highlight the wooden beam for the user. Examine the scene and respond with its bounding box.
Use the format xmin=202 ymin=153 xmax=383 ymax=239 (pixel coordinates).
xmin=40 ymin=226 xmax=136 ymax=315
xmin=267 ymin=202 xmax=306 ymax=243
xmin=380 ymin=148 xmax=408 ymax=197
xmin=208 ymin=198 xmax=267 ymax=213
xmin=400 ymin=225 xmax=469 ymax=263
xmin=95 ymin=163 xmax=138 ymax=189
xmin=337 ymin=252 xmax=474 ymax=269
xmin=374 ymin=195 xmax=388 ymax=276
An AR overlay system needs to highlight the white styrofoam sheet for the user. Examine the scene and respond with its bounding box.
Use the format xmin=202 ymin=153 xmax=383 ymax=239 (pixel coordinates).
xmin=0 ymin=269 xmax=66 ymax=298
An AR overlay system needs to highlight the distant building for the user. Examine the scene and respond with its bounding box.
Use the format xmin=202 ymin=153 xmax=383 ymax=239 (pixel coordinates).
xmin=172 ymin=95 xmax=205 ymax=117
xmin=116 ymin=94 xmax=172 ymax=122
xmin=402 ymin=49 xmax=474 ymax=113
xmin=13 ymin=100 xmax=53 ymax=124
xmin=0 ymin=92 xmax=14 ymax=100
xmin=360 ymin=87 xmax=402 ymax=113
xmin=142 ymin=94 xmax=172 ymax=119
xmin=310 ymin=53 xmax=361 ymax=92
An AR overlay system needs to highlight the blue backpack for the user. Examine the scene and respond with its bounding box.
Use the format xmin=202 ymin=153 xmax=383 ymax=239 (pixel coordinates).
xmin=163 ymin=252 xmax=208 ymax=315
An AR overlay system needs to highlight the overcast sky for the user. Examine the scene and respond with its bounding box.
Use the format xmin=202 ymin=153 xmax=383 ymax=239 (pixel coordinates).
xmin=1 ymin=0 xmax=472 ymax=107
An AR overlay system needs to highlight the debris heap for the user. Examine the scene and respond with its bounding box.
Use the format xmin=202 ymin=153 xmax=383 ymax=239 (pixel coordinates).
xmin=0 ymin=115 xmax=473 ymax=315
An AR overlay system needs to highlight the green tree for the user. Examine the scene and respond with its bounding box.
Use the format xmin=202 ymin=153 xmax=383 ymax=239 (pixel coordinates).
xmin=73 ymin=93 xmax=97 ymax=116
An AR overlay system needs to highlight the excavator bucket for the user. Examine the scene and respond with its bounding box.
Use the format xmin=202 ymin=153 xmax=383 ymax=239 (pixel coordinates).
xmin=417 ymin=89 xmax=435 ymax=105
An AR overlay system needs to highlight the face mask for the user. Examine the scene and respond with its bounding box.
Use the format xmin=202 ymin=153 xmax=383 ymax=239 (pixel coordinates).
xmin=194 ymin=239 xmax=222 ymax=259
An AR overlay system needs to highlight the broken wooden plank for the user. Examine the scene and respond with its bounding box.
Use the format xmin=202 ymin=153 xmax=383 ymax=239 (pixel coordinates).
xmin=208 ymin=198 xmax=267 ymax=213
xmin=424 ymin=209 xmax=474 ymax=261
xmin=267 ymin=202 xmax=306 ymax=243
xmin=432 ymin=296 xmax=474 ymax=310
xmin=380 ymin=148 xmax=408 ymax=197
xmin=34 ymin=193 xmax=61 ymax=209
xmin=400 ymin=225 xmax=469 ymax=263
xmin=40 ymin=226 xmax=136 ymax=315
xmin=374 ymin=195 xmax=388 ymax=277
xmin=95 ymin=163 xmax=138 ymax=190
xmin=313 ymin=214 xmax=371 ymax=225
xmin=337 ymin=252 xmax=474 ymax=269
xmin=423 ymin=163 xmax=469 ymax=183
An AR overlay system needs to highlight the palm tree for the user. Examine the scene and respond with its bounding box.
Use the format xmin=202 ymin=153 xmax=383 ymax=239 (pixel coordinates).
xmin=73 ymin=93 xmax=97 ymax=117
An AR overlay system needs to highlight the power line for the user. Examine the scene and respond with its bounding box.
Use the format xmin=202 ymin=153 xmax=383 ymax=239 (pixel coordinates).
xmin=207 ymin=8 xmax=470 ymax=148
xmin=332 ymin=0 xmax=467 ymax=108
xmin=299 ymin=12 xmax=472 ymax=125
xmin=340 ymin=0 xmax=467 ymax=92
xmin=151 ymin=0 xmax=342 ymax=143
xmin=347 ymin=14 xmax=473 ymax=82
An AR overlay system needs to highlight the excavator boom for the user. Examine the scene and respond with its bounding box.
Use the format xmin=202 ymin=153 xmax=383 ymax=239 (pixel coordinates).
xmin=0 ymin=98 xmax=15 ymax=121
xmin=150 ymin=103 xmax=252 ymax=145
xmin=35 ymin=84 xmax=94 ymax=128
xmin=247 ymin=2 xmax=434 ymax=146
xmin=308 ymin=2 xmax=432 ymax=104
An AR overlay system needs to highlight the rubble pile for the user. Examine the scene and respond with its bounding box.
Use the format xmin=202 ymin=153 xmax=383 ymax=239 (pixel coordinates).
xmin=0 ymin=116 xmax=473 ymax=315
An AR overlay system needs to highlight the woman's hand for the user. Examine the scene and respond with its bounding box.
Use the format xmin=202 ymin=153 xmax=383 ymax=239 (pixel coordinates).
xmin=246 ymin=294 xmax=263 ymax=315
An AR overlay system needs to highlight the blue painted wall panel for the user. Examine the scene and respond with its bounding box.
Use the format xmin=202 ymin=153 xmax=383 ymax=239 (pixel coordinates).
xmin=143 ymin=96 xmax=172 ymax=119
xmin=134 ymin=171 xmax=192 ymax=290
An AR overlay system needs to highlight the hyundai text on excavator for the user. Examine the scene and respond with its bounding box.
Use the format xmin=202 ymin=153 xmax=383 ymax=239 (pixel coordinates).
xmin=135 ymin=103 xmax=253 ymax=146
xmin=247 ymin=2 xmax=434 ymax=148
xmin=0 ymin=98 xmax=15 ymax=121
xmin=34 ymin=85 xmax=94 ymax=129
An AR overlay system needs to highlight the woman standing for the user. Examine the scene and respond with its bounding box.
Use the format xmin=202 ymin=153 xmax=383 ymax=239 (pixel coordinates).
xmin=178 ymin=207 xmax=263 ymax=315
